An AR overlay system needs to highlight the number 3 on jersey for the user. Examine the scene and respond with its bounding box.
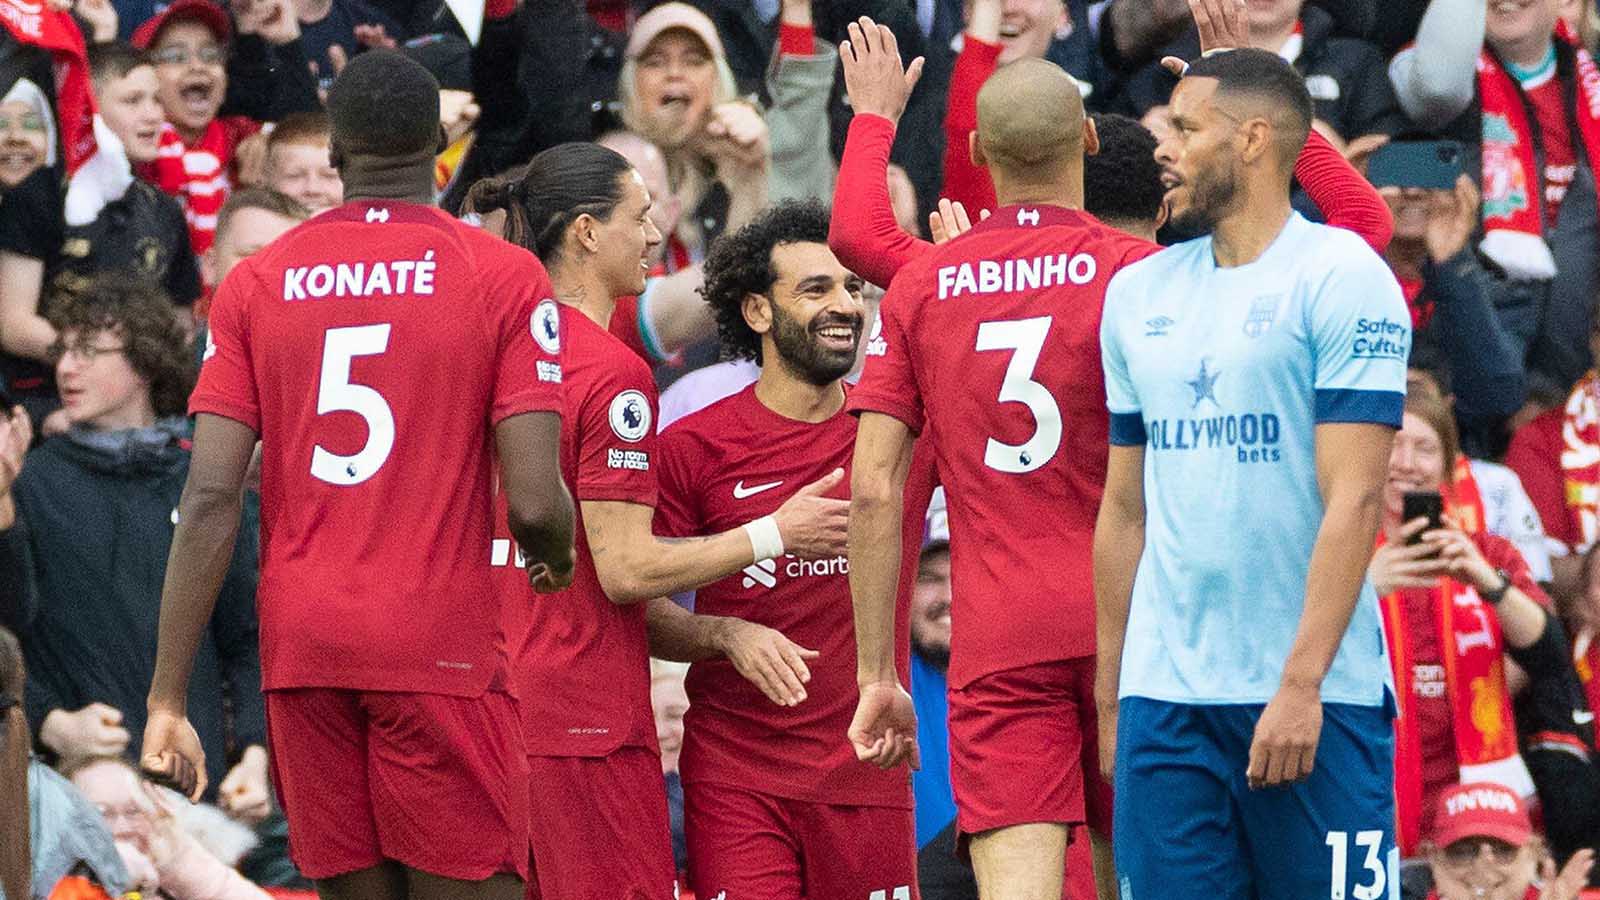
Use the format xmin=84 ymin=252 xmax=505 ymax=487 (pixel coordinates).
xmin=311 ymin=324 xmax=395 ymax=486
xmin=976 ymin=316 xmax=1060 ymax=474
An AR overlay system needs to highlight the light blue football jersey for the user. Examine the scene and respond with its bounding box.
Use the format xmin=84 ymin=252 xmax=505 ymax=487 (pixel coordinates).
xmin=1100 ymin=213 xmax=1408 ymax=707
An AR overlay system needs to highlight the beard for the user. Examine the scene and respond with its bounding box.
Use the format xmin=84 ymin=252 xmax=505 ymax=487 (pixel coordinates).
xmin=1170 ymin=158 xmax=1240 ymax=235
xmin=769 ymin=301 xmax=860 ymax=386
xmin=912 ymin=633 xmax=950 ymax=673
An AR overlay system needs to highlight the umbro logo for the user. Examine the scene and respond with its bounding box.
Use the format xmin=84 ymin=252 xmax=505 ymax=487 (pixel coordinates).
xmin=1016 ymin=208 xmax=1040 ymax=226
xmin=733 ymin=479 xmax=783 ymax=499
xmin=365 ymin=207 xmax=390 ymax=224
xmin=741 ymin=559 xmax=777 ymax=589
xmin=1145 ymin=316 xmax=1174 ymax=336
xmin=1577 ymin=710 xmax=1595 ymax=725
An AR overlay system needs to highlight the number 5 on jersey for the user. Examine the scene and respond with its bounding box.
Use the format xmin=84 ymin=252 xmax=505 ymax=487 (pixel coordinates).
xmin=976 ymin=316 xmax=1061 ymax=474
xmin=311 ymin=324 xmax=395 ymax=486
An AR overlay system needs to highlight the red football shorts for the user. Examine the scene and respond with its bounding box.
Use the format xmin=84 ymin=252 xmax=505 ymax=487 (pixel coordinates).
xmin=265 ymin=688 xmax=529 ymax=881
xmin=946 ymin=657 xmax=1113 ymax=847
xmin=525 ymin=747 xmax=677 ymax=900
xmin=683 ymin=781 xmax=917 ymax=900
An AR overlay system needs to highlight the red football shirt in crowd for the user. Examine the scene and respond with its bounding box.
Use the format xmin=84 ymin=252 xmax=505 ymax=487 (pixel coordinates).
xmin=191 ymin=200 xmax=563 ymax=697
xmin=1505 ymin=407 xmax=1581 ymax=551
xmin=653 ymin=385 xmax=936 ymax=807
xmin=848 ymin=205 xmax=1156 ymax=689
xmin=506 ymin=306 xmax=660 ymax=757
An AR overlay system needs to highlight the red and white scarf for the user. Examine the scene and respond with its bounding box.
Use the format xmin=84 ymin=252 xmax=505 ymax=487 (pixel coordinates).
xmin=139 ymin=117 xmax=255 ymax=257
xmin=1380 ymin=535 xmax=1535 ymax=855
xmin=1477 ymin=20 xmax=1600 ymax=280
xmin=1561 ymin=370 xmax=1600 ymax=553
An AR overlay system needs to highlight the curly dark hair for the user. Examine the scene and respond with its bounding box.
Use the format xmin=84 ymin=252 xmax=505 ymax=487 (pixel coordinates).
xmin=47 ymin=275 xmax=195 ymax=419
xmin=1084 ymin=114 xmax=1165 ymax=228
xmin=700 ymin=199 xmax=832 ymax=364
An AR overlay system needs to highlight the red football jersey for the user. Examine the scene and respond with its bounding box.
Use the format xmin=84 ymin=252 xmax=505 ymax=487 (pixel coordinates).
xmin=191 ymin=200 xmax=563 ymax=697
xmin=848 ymin=205 xmax=1156 ymax=689
xmin=654 ymin=384 xmax=935 ymax=807
xmin=503 ymin=305 xmax=660 ymax=757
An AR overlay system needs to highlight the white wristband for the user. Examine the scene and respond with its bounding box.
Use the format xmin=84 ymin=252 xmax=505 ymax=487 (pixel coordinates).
xmin=743 ymin=515 xmax=785 ymax=562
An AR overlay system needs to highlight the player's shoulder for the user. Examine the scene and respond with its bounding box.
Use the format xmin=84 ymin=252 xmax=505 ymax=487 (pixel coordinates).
xmin=566 ymin=305 xmax=655 ymax=385
xmin=1291 ymin=216 xmax=1391 ymax=277
xmin=662 ymin=383 xmax=752 ymax=440
xmin=1106 ymin=235 xmax=1208 ymax=302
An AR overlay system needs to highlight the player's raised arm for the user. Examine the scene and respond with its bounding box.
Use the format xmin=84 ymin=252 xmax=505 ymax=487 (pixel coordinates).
xmin=1247 ymin=421 xmax=1391 ymax=789
xmin=496 ymin=411 xmax=576 ymax=591
xmin=846 ymin=410 xmax=919 ymax=770
xmin=144 ymin=413 xmax=257 ymax=802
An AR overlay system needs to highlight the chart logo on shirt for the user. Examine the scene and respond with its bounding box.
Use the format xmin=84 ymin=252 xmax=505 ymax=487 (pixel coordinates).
xmin=532 ymin=299 xmax=561 ymax=354
xmin=609 ymin=390 xmax=651 ymax=442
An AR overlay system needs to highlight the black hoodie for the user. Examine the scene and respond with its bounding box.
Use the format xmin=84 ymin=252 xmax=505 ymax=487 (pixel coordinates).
xmin=8 ymin=421 xmax=263 ymax=799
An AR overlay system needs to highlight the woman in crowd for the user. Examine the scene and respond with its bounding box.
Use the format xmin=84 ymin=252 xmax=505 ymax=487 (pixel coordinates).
xmin=617 ymin=2 xmax=767 ymax=263
xmin=1370 ymin=388 xmax=1573 ymax=858
xmin=1422 ymin=782 xmax=1592 ymax=900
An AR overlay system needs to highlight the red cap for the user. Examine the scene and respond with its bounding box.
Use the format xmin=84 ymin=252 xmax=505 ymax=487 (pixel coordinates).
xmin=1430 ymin=783 xmax=1534 ymax=849
xmin=132 ymin=0 xmax=231 ymax=50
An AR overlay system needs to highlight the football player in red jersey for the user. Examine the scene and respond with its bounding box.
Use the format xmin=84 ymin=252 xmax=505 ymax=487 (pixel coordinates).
xmin=471 ymin=144 xmax=851 ymax=900
xmin=846 ymin=58 xmax=1158 ymax=900
xmin=141 ymin=50 xmax=575 ymax=900
xmin=646 ymin=199 xmax=938 ymax=900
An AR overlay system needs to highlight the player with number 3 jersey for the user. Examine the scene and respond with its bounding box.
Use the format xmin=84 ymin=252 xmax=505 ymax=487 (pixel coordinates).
xmin=847 ymin=59 xmax=1156 ymax=898
xmin=143 ymin=52 xmax=575 ymax=898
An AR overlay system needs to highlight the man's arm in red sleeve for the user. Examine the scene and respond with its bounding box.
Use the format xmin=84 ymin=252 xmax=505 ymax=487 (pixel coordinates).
xmin=939 ymin=36 xmax=1002 ymax=216
xmin=1294 ymin=129 xmax=1394 ymax=254
xmin=830 ymin=113 xmax=931 ymax=288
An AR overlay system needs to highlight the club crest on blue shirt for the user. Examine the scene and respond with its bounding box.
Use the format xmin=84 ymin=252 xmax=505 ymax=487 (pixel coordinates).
xmin=609 ymin=389 xmax=651 ymax=442
xmin=1242 ymin=295 xmax=1281 ymax=338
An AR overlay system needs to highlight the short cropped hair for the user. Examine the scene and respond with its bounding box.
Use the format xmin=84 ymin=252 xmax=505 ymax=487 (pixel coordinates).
xmin=268 ymin=111 xmax=331 ymax=151
xmin=88 ymin=42 xmax=150 ymax=88
xmin=47 ymin=275 xmax=195 ymax=419
xmin=215 ymin=188 xmax=310 ymax=243
xmin=1084 ymin=114 xmax=1164 ymax=227
xmin=700 ymin=199 xmax=831 ymax=365
xmin=1184 ymin=49 xmax=1313 ymax=164
xmin=327 ymin=49 xmax=440 ymax=158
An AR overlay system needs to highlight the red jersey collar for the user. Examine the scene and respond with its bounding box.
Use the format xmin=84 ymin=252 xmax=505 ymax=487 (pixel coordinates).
xmin=968 ymin=204 xmax=1097 ymax=235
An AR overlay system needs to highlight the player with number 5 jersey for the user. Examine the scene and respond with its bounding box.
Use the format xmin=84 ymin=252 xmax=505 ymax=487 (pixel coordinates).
xmin=846 ymin=59 xmax=1156 ymax=898
xmin=144 ymin=52 xmax=575 ymax=897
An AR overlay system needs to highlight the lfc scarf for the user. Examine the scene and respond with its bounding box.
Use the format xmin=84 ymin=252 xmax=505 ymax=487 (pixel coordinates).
xmin=1562 ymin=370 xmax=1600 ymax=552
xmin=139 ymin=118 xmax=255 ymax=257
xmin=1445 ymin=456 xmax=1486 ymax=537
xmin=1380 ymin=541 xmax=1534 ymax=855
xmin=1477 ymin=20 xmax=1600 ymax=280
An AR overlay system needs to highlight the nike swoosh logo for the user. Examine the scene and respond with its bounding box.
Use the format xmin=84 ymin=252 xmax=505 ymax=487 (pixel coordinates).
xmin=733 ymin=479 xmax=784 ymax=499
xmin=1576 ymin=710 xmax=1595 ymax=725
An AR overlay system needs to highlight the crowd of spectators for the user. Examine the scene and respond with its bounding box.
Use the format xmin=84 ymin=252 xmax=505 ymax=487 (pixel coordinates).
xmin=2 ymin=0 xmax=1600 ymax=897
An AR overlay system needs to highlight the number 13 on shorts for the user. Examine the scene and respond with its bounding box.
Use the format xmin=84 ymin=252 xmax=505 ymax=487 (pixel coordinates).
xmin=1325 ymin=830 xmax=1397 ymax=900
xmin=868 ymin=888 xmax=910 ymax=900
